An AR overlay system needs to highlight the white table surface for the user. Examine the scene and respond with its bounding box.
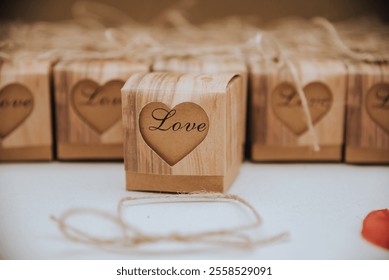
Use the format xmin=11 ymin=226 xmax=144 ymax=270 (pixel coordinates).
xmin=0 ymin=161 xmax=388 ymax=260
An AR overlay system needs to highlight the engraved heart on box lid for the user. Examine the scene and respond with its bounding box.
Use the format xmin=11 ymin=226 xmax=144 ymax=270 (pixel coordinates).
xmin=365 ymin=83 xmax=389 ymax=133
xmin=0 ymin=83 xmax=34 ymax=139
xmin=71 ymin=79 xmax=124 ymax=134
xmin=271 ymin=82 xmax=332 ymax=135
xmin=139 ymin=102 xmax=209 ymax=166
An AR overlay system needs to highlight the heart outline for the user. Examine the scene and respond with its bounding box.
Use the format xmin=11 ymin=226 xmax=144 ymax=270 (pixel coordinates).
xmin=271 ymin=81 xmax=333 ymax=135
xmin=0 ymin=83 xmax=34 ymax=139
xmin=71 ymin=79 xmax=124 ymax=134
xmin=139 ymin=102 xmax=210 ymax=166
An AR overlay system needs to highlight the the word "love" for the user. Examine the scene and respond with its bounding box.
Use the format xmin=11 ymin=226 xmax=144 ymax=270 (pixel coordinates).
xmin=149 ymin=108 xmax=207 ymax=132
xmin=80 ymin=86 xmax=121 ymax=107
xmin=0 ymin=98 xmax=33 ymax=109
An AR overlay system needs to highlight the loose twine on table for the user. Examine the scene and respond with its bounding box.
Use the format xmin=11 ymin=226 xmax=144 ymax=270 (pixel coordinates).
xmin=50 ymin=192 xmax=289 ymax=251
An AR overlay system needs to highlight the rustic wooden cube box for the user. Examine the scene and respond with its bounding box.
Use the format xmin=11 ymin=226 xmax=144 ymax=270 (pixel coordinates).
xmin=152 ymin=55 xmax=248 ymax=161
xmin=0 ymin=59 xmax=53 ymax=161
xmin=345 ymin=62 xmax=389 ymax=163
xmin=248 ymin=57 xmax=348 ymax=161
xmin=121 ymin=72 xmax=244 ymax=192
xmin=54 ymin=60 xmax=149 ymax=160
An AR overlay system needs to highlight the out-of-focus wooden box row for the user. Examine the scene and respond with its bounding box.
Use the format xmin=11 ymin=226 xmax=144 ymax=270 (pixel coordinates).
xmin=1 ymin=52 xmax=388 ymax=163
xmin=0 ymin=4 xmax=388 ymax=164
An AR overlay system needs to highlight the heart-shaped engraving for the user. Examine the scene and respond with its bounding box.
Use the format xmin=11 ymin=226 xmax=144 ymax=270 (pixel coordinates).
xmin=139 ymin=102 xmax=209 ymax=166
xmin=72 ymin=79 xmax=124 ymax=134
xmin=271 ymin=82 xmax=332 ymax=135
xmin=366 ymin=83 xmax=389 ymax=133
xmin=0 ymin=83 xmax=34 ymax=139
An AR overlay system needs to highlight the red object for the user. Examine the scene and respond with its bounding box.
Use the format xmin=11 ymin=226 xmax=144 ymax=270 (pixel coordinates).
xmin=362 ymin=209 xmax=389 ymax=250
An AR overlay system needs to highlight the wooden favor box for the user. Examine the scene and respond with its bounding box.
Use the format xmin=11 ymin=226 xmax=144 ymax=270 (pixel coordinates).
xmin=152 ymin=55 xmax=248 ymax=161
xmin=121 ymin=72 xmax=244 ymax=193
xmin=248 ymin=57 xmax=348 ymax=161
xmin=54 ymin=60 xmax=149 ymax=160
xmin=345 ymin=62 xmax=389 ymax=163
xmin=0 ymin=59 xmax=53 ymax=161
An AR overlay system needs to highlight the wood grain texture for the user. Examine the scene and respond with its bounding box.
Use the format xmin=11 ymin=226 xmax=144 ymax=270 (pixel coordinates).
xmin=345 ymin=61 xmax=389 ymax=163
xmin=54 ymin=60 xmax=149 ymax=160
xmin=249 ymin=57 xmax=348 ymax=161
xmin=152 ymin=55 xmax=248 ymax=161
xmin=121 ymin=72 xmax=244 ymax=192
xmin=0 ymin=59 xmax=53 ymax=161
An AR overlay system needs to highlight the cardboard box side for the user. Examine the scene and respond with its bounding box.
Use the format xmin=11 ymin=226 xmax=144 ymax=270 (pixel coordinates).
xmin=0 ymin=59 xmax=53 ymax=161
xmin=345 ymin=62 xmax=389 ymax=163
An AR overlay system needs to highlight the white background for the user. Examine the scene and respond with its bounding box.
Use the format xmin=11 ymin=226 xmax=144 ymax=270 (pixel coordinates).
xmin=0 ymin=162 xmax=388 ymax=259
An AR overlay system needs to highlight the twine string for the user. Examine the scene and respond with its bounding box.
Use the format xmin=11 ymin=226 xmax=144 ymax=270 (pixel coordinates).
xmin=312 ymin=17 xmax=384 ymax=63
xmin=51 ymin=192 xmax=288 ymax=251
xmin=284 ymin=60 xmax=320 ymax=151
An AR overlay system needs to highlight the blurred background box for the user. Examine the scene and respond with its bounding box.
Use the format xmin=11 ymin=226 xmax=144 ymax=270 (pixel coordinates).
xmin=248 ymin=56 xmax=348 ymax=161
xmin=54 ymin=60 xmax=150 ymax=160
xmin=345 ymin=62 xmax=389 ymax=163
xmin=0 ymin=59 xmax=53 ymax=161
